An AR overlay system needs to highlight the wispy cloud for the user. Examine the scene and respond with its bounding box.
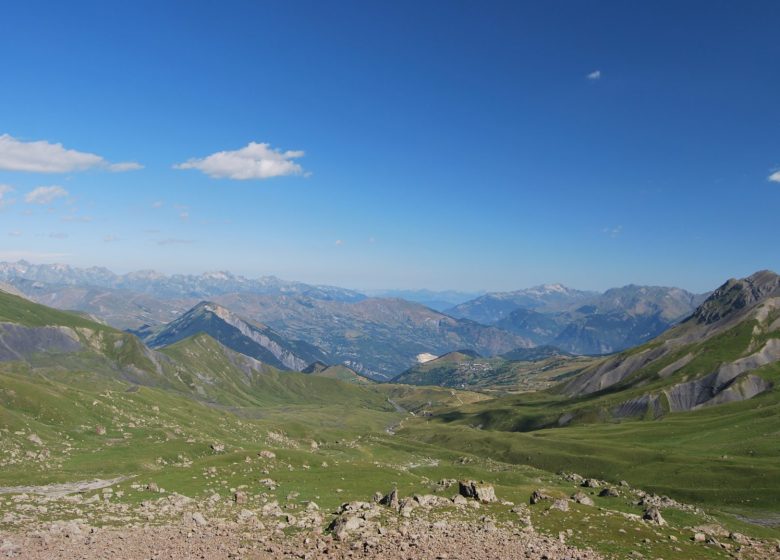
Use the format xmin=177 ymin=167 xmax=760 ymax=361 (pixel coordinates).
xmin=175 ymin=142 xmax=306 ymax=180
xmin=103 ymin=234 xmax=119 ymax=243
xmin=7 ymin=231 xmax=22 ymax=237
xmin=48 ymin=232 xmax=69 ymax=239
xmin=587 ymin=70 xmax=601 ymax=80
xmin=603 ymin=225 xmax=623 ymax=238
xmin=157 ymin=238 xmax=195 ymax=246
xmin=25 ymin=185 xmax=69 ymax=204
xmin=0 ymin=250 xmax=71 ymax=260
xmin=61 ymin=214 xmax=93 ymax=223
xmin=769 ymin=170 xmax=780 ymax=183
xmin=335 ymin=239 xmax=344 ymax=246
xmin=151 ymin=200 xmax=164 ymax=208
xmin=0 ymin=134 xmax=142 ymax=173
xmin=0 ymin=184 xmax=14 ymax=208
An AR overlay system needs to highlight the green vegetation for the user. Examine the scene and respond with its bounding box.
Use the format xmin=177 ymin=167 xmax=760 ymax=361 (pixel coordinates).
xmin=2 ymin=285 xmax=780 ymax=559
xmin=393 ymin=351 xmax=597 ymax=393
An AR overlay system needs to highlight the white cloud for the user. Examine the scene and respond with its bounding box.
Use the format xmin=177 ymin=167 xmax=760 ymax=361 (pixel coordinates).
xmin=151 ymin=200 xmax=164 ymax=208
xmin=25 ymin=185 xmax=69 ymax=204
xmin=107 ymin=162 xmax=143 ymax=172
xmin=603 ymin=225 xmax=623 ymax=238
xmin=335 ymin=239 xmax=344 ymax=246
xmin=769 ymin=171 xmax=780 ymax=183
xmin=587 ymin=70 xmax=601 ymax=80
xmin=0 ymin=184 xmax=14 ymax=208
xmin=49 ymin=232 xmax=68 ymax=239
xmin=0 ymin=133 xmax=142 ymax=173
xmin=8 ymin=230 xmax=22 ymax=237
xmin=103 ymin=234 xmax=119 ymax=242
xmin=174 ymin=142 xmax=306 ymax=180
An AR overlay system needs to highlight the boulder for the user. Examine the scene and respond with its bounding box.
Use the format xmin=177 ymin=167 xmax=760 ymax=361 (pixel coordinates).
xmin=379 ymin=487 xmax=399 ymax=510
xmin=581 ymin=478 xmax=600 ymax=488
xmin=458 ymin=480 xmax=497 ymax=503
xmin=233 ymin=491 xmax=247 ymax=504
xmin=550 ymin=499 xmax=569 ymax=512
xmin=570 ymin=491 xmax=595 ymax=506
xmin=191 ymin=512 xmax=208 ymax=527
xmin=328 ymin=515 xmax=364 ymax=540
xmin=643 ymin=506 xmax=666 ymax=526
xmin=530 ymin=489 xmax=552 ymax=505
xmin=599 ymin=487 xmax=620 ymax=497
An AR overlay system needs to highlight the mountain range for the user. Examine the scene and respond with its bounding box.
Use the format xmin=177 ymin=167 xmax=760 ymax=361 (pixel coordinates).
xmin=0 ymin=260 xmax=709 ymax=377
xmin=1 ymin=269 xmax=780 ymax=550
xmin=451 ymin=284 xmax=707 ymax=355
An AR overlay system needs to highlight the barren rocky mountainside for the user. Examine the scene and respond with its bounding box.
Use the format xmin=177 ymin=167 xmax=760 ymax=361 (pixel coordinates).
xmin=562 ymin=270 xmax=780 ymax=411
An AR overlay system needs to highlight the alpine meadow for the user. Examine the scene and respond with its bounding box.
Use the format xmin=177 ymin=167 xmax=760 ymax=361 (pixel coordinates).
xmin=1 ymin=2 xmax=779 ymax=559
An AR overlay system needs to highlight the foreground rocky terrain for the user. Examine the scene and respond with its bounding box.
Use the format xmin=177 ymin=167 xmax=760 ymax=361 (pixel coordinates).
xmin=2 ymin=470 xmax=779 ymax=560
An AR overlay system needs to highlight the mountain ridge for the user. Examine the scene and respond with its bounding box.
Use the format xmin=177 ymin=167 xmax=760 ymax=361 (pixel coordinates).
xmin=137 ymin=301 xmax=327 ymax=371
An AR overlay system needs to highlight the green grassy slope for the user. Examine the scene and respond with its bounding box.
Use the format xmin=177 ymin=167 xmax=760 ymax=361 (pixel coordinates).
xmin=393 ymin=352 xmax=597 ymax=393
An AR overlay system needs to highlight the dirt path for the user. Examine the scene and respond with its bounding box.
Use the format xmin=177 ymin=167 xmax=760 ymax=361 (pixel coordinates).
xmin=0 ymin=476 xmax=133 ymax=497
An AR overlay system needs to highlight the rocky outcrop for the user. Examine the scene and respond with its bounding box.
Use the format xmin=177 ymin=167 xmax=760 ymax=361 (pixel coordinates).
xmin=458 ymin=480 xmax=498 ymax=503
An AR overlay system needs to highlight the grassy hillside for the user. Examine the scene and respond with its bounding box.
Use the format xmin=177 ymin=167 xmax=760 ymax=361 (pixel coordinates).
xmin=158 ymin=333 xmax=388 ymax=410
xmin=401 ymin=368 xmax=780 ymax=519
xmin=393 ymin=351 xmax=597 ymax=393
xmin=0 ymin=289 xmax=114 ymax=331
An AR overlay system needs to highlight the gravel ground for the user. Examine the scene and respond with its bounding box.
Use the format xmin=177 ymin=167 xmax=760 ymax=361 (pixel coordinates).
xmin=0 ymin=520 xmax=602 ymax=560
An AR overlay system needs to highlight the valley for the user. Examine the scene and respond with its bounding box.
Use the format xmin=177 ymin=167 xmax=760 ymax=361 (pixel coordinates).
xmin=0 ymin=269 xmax=779 ymax=558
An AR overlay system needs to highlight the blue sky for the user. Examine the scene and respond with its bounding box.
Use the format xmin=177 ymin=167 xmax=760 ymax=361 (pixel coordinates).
xmin=0 ymin=0 xmax=778 ymax=292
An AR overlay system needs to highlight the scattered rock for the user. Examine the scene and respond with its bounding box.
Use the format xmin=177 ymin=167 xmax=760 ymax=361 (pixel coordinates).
xmin=0 ymin=539 xmax=21 ymax=558
xmin=210 ymin=443 xmax=225 ymax=453
xmin=191 ymin=512 xmax=208 ymax=527
xmin=233 ymin=491 xmax=247 ymax=504
xmin=95 ymin=426 xmax=107 ymax=436
xmin=27 ymin=433 xmax=43 ymax=446
xmin=599 ymin=487 xmax=619 ymax=497
xmin=581 ymin=478 xmax=600 ymax=488
xmin=642 ymin=507 xmax=666 ymax=526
